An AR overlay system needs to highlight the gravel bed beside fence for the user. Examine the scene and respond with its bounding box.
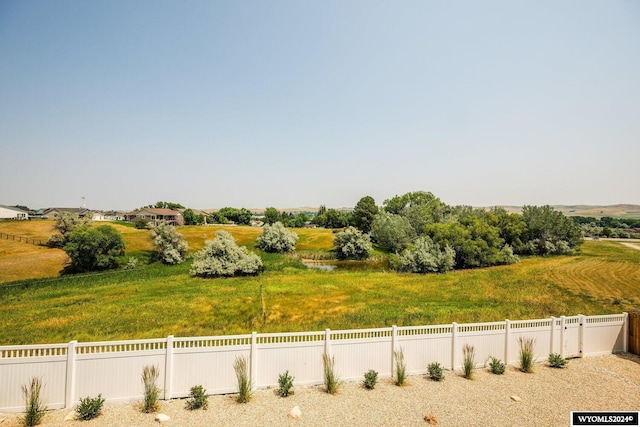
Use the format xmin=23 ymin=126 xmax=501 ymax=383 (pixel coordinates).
xmin=2 ymin=354 xmax=639 ymax=427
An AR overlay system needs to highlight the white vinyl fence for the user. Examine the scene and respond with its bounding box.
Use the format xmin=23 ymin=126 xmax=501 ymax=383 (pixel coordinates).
xmin=0 ymin=313 xmax=628 ymax=412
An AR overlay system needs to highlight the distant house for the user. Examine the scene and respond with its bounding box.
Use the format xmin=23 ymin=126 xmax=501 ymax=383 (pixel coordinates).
xmin=0 ymin=205 xmax=29 ymax=220
xmin=41 ymin=207 xmax=93 ymax=219
xmin=125 ymin=208 xmax=184 ymax=226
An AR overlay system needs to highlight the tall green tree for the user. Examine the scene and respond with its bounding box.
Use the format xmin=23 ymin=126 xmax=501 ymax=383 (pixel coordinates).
xmin=182 ymin=208 xmax=204 ymax=225
xmin=324 ymin=209 xmax=348 ymax=229
xmin=216 ymin=207 xmax=253 ymax=225
xmin=352 ymin=196 xmax=378 ymax=233
xmin=370 ymin=212 xmax=416 ymax=253
xmin=154 ymin=201 xmax=185 ymax=210
xmin=263 ymin=207 xmax=281 ymax=225
xmin=489 ymin=207 xmax=527 ymax=253
xmin=521 ymin=205 xmax=583 ymax=255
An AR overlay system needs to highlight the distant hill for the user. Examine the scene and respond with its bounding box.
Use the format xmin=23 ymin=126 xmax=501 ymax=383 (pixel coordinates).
xmin=484 ymin=204 xmax=640 ymax=218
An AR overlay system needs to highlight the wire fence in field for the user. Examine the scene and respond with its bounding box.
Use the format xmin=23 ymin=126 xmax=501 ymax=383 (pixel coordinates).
xmin=0 ymin=232 xmax=43 ymax=246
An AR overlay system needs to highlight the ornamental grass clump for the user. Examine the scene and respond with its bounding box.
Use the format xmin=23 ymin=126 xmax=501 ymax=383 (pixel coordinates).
xmin=141 ymin=365 xmax=160 ymax=413
xmin=234 ymin=356 xmax=252 ymax=403
xmin=75 ymin=394 xmax=105 ymax=421
xmin=548 ymin=353 xmax=568 ymax=369
xmin=394 ymin=348 xmax=407 ymax=386
xmin=185 ymin=385 xmax=208 ymax=410
xmin=427 ymin=362 xmax=444 ymax=381
xmin=363 ymin=370 xmax=378 ymax=390
xmin=518 ymin=337 xmax=536 ymax=373
xmin=21 ymin=377 xmax=47 ymax=427
xmin=487 ymin=356 xmax=505 ymax=375
xmin=322 ymin=353 xmax=340 ymax=394
xmin=462 ymin=344 xmax=476 ymax=379
xmin=278 ymin=371 xmax=295 ymax=397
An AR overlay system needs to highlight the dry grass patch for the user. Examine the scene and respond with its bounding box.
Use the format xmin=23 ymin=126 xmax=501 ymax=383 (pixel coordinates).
xmin=0 ymin=242 xmax=66 ymax=282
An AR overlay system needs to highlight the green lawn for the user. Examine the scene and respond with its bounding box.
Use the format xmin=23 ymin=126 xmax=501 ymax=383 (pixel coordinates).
xmin=1 ymin=225 xmax=638 ymax=345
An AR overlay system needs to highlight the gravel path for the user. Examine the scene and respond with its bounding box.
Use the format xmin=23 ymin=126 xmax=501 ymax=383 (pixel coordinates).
xmin=2 ymin=354 xmax=639 ymax=427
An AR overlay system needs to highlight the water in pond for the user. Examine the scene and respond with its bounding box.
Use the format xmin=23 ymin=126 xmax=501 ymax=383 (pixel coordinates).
xmin=302 ymin=259 xmax=388 ymax=272
xmin=303 ymin=262 xmax=336 ymax=271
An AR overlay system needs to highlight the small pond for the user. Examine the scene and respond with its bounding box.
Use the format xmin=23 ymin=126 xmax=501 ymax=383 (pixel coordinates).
xmin=302 ymin=259 xmax=388 ymax=272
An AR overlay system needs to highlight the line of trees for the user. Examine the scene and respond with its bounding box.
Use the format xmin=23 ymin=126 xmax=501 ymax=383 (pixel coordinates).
xmin=49 ymin=191 xmax=589 ymax=276
xmin=332 ymin=192 xmax=584 ymax=272
xmin=572 ymin=216 xmax=640 ymax=239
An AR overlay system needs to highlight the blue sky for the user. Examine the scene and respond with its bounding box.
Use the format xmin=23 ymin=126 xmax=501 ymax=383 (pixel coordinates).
xmin=1 ymin=1 xmax=638 ymax=211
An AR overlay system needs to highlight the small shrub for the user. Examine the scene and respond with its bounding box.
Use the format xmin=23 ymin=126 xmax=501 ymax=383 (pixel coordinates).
xmin=134 ymin=218 xmax=150 ymax=229
xmin=257 ymin=222 xmax=299 ymax=253
xmin=234 ymin=356 xmax=252 ymax=403
xmin=394 ymin=348 xmax=407 ymax=386
xmin=124 ymin=257 xmax=138 ymax=270
xmin=142 ymin=365 xmax=160 ymax=413
xmin=462 ymin=344 xmax=476 ymax=379
xmin=21 ymin=377 xmax=47 ymax=427
xmin=75 ymin=394 xmax=105 ymax=421
xmin=397 ymin=236 xmax=456 ymax=273
xmin=190 ymin=231 xmax=263 ymax=278
xmin=185 ymin=385 xmax=208 ymax=410
xmin=488 ymin=356 xmax=505 ymax=375
xmin=333 ymin=226 xmax=373 ymax=260
xmin=150 ymin=222 xmax=189 ymax=265
xmin=322 ymin=353 xmax=340 ymax=394
xmin=64 ymin=225 xmax=125 ymax=272
xmin=518 ymin=337 xmax=535 ymax=373
xmin=427 ymin=362 xmax=444 ymax=381
xmin=363 ymin=370 xmax=378 ymax=390
xmin=548 ymin=353 xmax=568 ymax=369
xmin=278 ymin=371 xmax=294 ymax=397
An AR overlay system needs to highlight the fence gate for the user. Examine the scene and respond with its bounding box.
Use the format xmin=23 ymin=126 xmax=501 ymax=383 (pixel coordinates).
xmin=630 ymin=311 xmax=640 ymax=356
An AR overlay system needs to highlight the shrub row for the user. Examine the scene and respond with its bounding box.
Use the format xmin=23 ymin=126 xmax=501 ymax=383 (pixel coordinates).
xmin=17 ymin=340 xmax=569 ymax=425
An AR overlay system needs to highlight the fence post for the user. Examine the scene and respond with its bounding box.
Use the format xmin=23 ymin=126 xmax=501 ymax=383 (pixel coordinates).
xmin=250 ymin=332 xmax=257 ymax=391
xmin=549 ymin=317 xmax=555 ymax=355
xmin=65 ymin=341 xmax=77 ymax=408
xmin=391 ymin=325 xmax=397 ymax=377
xmin=164 ymin=335 xmax=174 ymax=400
xmin=623 ymin=312 xmax=629 ymax=353
xmin=451 ymin=322 xmax=458 ymax=370
xmin=324 ymin=329 xmax=332 ymax=357
xmin=578 ymin=314 xmax=586 ymax=358
xmin=504 ymin=319 xmax=510 ymax=366
xmin=560 ymin=316 xmax=566 ymax=359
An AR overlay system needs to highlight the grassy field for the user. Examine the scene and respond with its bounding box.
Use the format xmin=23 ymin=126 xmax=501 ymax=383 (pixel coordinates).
xmin=0 ymin=221 xmax=638 ymax=345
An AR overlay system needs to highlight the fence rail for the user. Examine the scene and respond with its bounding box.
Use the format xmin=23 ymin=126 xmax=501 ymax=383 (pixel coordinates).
xmin=0 ymin=313 xmax=629 ymax=412
xmin=0 ymin=232 xmax=43 ymax=246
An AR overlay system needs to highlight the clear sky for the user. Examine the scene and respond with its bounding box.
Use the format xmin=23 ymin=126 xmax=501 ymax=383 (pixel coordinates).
xmin=1 ymin=1 xmax=639 ymax=211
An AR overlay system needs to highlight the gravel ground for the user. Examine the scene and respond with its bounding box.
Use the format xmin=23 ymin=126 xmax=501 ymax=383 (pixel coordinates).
xmin=2 ymin=354 xmax=639 ymax=427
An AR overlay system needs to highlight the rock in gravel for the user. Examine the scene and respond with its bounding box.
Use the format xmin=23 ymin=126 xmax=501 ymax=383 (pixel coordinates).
xmin=511 ymin=395 xmax=521 ymax=402
xmin=288 ymin=405 xmax=302 ymax=419
xmin=155 ymin=413 xmax=171 ymax=423
xmin=424 ymin=413 xmax=438 ymax=425
xmin=64 ymin=411 xmax=76 ymax=421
